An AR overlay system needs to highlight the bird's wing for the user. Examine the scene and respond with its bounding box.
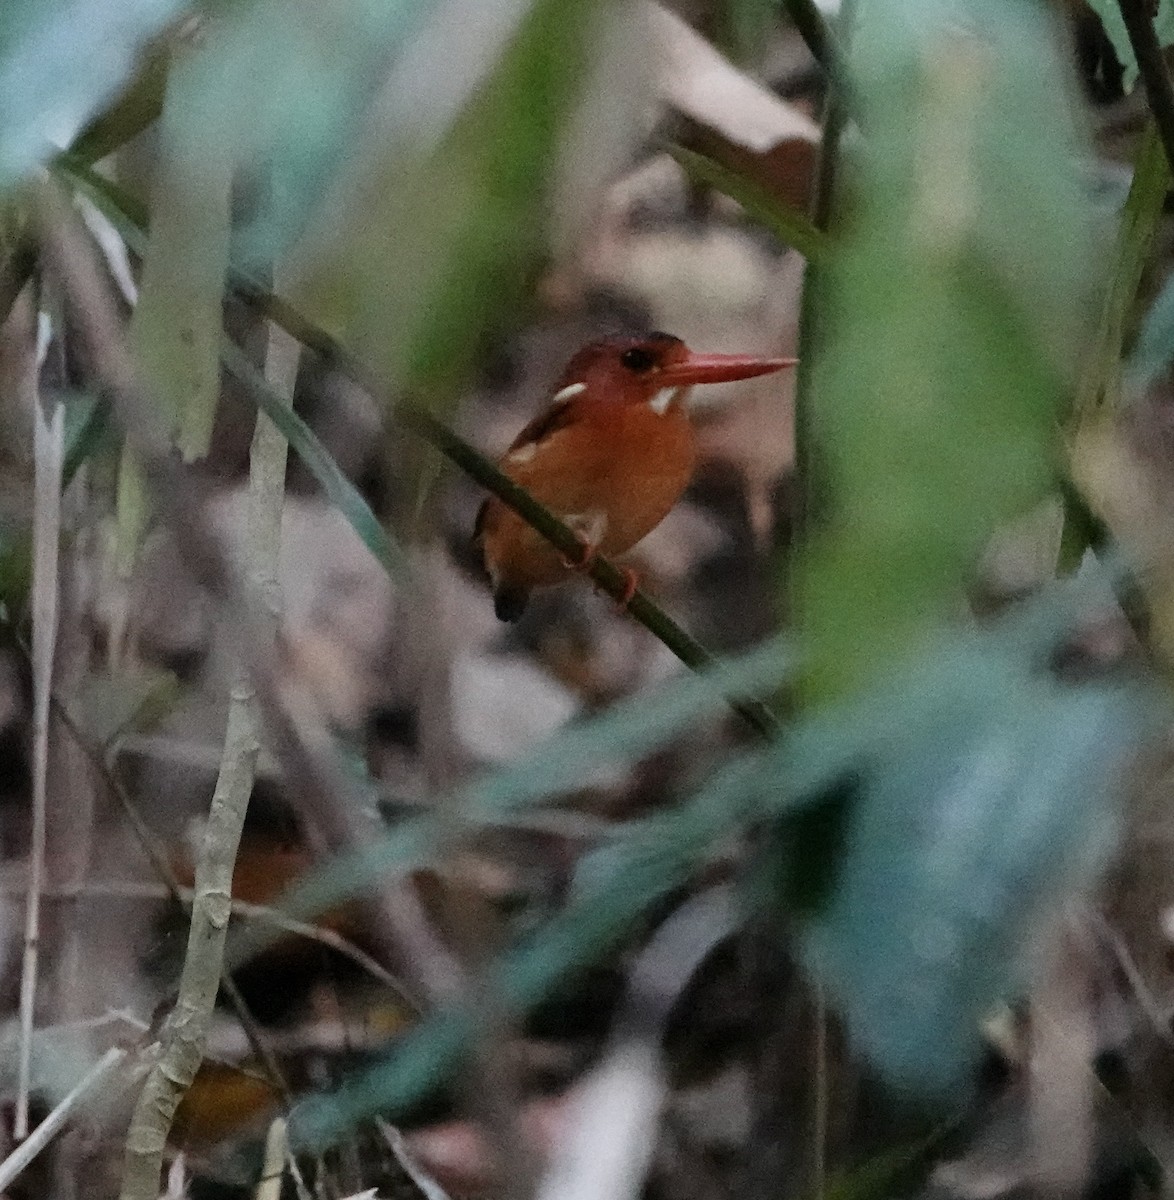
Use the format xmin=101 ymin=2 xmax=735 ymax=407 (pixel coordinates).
xmin=507 ymin=396 xmax=580 ymax=454
xmin=473 ymin=498 xmax=491 ymax=543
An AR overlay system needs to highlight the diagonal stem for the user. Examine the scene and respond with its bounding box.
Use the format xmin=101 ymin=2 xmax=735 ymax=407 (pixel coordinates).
xmin=1118 ymin=0 xmax=1174 ymax=178
xmin=396 ymin=406 xmax=780 ymax=738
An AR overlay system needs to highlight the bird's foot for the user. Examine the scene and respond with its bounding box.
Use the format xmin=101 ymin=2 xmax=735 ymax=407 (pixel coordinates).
xmin=614 ymin=567 xmax=639 ymax=613
xmin=560 ymin=534 xmax=597 ymax=572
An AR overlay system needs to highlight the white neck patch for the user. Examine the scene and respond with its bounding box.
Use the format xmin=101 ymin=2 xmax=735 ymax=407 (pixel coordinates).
xmin=551 ymin=382 xmax=587 ymax=406
xmin=648 ymin=387 xmax=682 ymax=416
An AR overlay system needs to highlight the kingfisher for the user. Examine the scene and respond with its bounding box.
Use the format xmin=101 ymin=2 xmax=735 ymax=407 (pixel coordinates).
xmin=475 ymin=332 xmax=794 ymax=621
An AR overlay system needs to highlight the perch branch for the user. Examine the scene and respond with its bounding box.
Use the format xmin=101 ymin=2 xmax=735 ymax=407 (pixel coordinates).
xmin=396 ymin=406 xmax=780 ymax=738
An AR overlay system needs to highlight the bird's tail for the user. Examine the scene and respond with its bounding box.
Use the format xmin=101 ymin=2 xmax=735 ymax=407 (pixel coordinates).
xmin=493 ymin=583 xmax=530 ymax=622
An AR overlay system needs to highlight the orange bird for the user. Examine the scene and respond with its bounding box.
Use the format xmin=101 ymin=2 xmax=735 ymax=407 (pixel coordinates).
xmin=475 ymin=332 xmax=794 ymax=621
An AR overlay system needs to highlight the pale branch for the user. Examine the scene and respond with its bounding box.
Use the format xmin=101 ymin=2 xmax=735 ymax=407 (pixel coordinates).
xmin=117 ymin=327 xmax=296 ymax=1200
xmin=39 ymin=181 xmax=449 ymax=1029
xmin=0 ymin=1047 xmax=129 ymax=1193
xmin=17 ymin=380 xmax=65 ymax=1138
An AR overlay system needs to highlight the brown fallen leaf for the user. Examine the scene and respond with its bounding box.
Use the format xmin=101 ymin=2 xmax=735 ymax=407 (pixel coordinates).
xmin=649 ymin=1 xmax=820 ymax=215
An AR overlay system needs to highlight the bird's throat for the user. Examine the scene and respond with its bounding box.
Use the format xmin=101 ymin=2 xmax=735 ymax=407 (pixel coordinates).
xmin=648 ymin=386 xmax=686 ymax=416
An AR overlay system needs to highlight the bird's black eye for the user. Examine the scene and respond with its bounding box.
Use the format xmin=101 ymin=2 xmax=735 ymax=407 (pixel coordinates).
xmin=620 ymin=346 xmax=657 ymax=373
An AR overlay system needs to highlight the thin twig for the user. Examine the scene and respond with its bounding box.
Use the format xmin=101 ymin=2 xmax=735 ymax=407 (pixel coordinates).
xmin=0 ymin=235 xmax=37 ymax=329
xmin=5 ymin=874 xmax=421 ymax=1013
xmin=0 ymin=1046 xmax=129 ymax=1193
xmin=782 ymin=0 xmax=849 ymax=90
xmin=5 ymin=630 xmax=294 ymax=1100
xmin=17 ymin=383 xmax=64 ymax=1139
xmin=118 ymin=324 xmax=296 ymax=1200
xmin=397 ymin=407 xmax=780 ymax=739
xmin=255 ymin=1118 xmax=288 ymax=1200
xmin=1118 ymin=0 xmax=1174 ymax=179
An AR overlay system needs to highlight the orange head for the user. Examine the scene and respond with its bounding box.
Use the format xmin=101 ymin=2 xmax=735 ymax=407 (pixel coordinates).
xmin=553 ymin=332 xmax=795 ymax=409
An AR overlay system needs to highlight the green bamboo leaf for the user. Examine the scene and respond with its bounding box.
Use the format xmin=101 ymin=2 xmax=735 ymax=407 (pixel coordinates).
xmin=667 ymin=143 xmax=828 ymax=261
xmin=128 ymin=43 xmax=233 ymax=461
xmin=268 ymin=574 xmax=1146 ymax=1137
xmin=218 ymin=338 xmax=410 ymax=583
xmin=1079 ymin=124 xmax=1170 ymax=413
xmin=794 ymin=0 xmax=1096 ymax=702
xmin=67 ymin=44 xmax=169 ymax=167
xmin=166 ymin=0 xmax=435 ymax=264
xmin=230 ymin=632 xmax=793 ymax=952
xmin=1130 ymin=269 xmax=1174 ymax=392
xmin=799 ymin=637 xmax=1156 ymax=1093
xmin=55 ymin=159 xmax=410 ymax=589
xmin=287 ymin=753 xmax=772 ymax=1149
xmin=0 ymin=0 xmax=186 ymax=189
xmin=292 ymin=0 xmax=623 ymax=405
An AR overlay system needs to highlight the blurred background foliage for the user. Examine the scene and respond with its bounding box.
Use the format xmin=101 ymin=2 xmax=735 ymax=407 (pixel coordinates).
xmin=0 ymin=0 xmax=1173 ymax=1197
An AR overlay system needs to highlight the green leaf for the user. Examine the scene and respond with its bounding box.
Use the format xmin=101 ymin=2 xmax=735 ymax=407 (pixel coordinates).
xmin=60 ymin=388 xmax=114 ymax=489
xmin=218 ymin=338 xmax=411 ymax=583
xmin=292 ymin=0 xmax=622 ymax=404
xmin=667 ymin=143 xmax=828 ymax=261
xmin=797 ymin=632 xmax=1157 ymax=1094
xmin=53 ymin=159 xmax=411 ymax=589
xmin=230 ymin=633 xmax=793 ymax=952
xmin=1130 ymin=268 xmax=1174 ymax=392
xmin=128 ymin=43 xmax=233 ymax=461
xmin=67 ymin=43 xmax=169 ymax=166
xmin=168 ymin=0 xmax=435 ymax=264
xmin=1084 ymin=0 xmax=1174 ymax=90
xmin=794 ymin=0 xmax=1096 ymax=702
xmin=287 ymin=753 xmax=773 ymax=1149
xmin=1080 ymin=124 xmax=1170 ymax=412
xmin=0 ymin=0 xmax=186 ymax=189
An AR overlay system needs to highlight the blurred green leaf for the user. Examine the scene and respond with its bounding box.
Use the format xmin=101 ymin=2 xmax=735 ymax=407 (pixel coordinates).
xmin=720 ymin=0 xmax=780 ymax=60
xmin=61 ymin=388 xmax=114 ymax=489
xmin=232 ymin=633 xmax=793 ymax=951
xmin=1084 ymin=0 xmax=1174 ymax=91
xmin=172 ymin=0 xmax=436 ymax=263
xmin=797 ymin=633 xmax=1156 ymax=1094
xmin=816 ymin=1122 xmax=957 ymax=1200
xmin=129 ymin=43 xmax=232 ymax=461
xmin=219 ymin=338 xmax=411 ymax=583
xmin=68 ymin=42 xmax=169 ymax=166
xmin=668 ymin=143 xmax=828 ymax=261
xmin=288 ymin=753 xmax=771 ymax=1149
xmin=55 ymin=159 xmax=410 ymax=588
xmin=283 ymin=579 xmax=1154 ymax=1139
xmin=267 ymin=574 xmax=1147 ymax=1137
xmin=1124 ymin=137 xmax=1174 ymax=395
xmin=1079 ymin=124 xmax=1169 ymax=413
xmin=0 ymin=0 xmax=187 ymax=189
xmin=293 ymin=0 xmax=621 ymax=404
xmin=795 ymin=0 xmax=1095 ymax=701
